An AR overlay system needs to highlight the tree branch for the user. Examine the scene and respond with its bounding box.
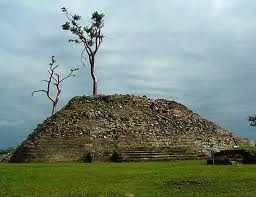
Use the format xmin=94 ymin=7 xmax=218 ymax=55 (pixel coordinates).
xmin=81 ymin=47 xmax=89 ymax=67
xmin=32 ymin=89 xmax=47 ymax=96
xmin=60 ymin=69 xmax=77 ymax=83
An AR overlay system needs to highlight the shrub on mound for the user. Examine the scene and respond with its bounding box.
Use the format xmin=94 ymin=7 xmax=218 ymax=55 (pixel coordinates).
xmin=208 ymin=148 xmax=256 ymax=165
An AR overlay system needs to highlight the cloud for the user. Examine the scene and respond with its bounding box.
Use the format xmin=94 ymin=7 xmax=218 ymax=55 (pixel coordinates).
xmin=0 ymin=120 xmax=25 ymax=127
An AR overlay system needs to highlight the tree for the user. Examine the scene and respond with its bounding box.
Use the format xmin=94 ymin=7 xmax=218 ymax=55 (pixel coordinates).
xmin=32 ymin=56 xmax=78 ymax=115
xmin=249 ymin=115 xmax=256 ymax=126
xmin=61 ymin=7 xmax=104 ymax=96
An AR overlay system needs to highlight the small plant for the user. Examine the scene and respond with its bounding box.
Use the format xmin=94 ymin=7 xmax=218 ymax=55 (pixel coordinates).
xmin=101 ymin=100 xmax=109 ymax=110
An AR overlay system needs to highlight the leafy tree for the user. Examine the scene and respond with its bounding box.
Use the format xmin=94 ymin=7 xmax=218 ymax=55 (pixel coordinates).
xmin=61 ymin=7 xmax=104 ymax=96
xmin=249 ymin=115 xmax=256 ymax=126
xmin=32 ymin=56 xmax=78 ymax=115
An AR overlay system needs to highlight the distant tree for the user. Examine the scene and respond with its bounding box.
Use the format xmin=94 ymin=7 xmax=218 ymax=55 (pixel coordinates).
xmin=32 ymin=56 xmax=78 ymax=115
xmin=0 ymin=147 xmax=14 ymax=155
xmin=249 ymin=115 xmax=256 ymax=126
xmin=61 ymin=7 xmax=104 ymax=96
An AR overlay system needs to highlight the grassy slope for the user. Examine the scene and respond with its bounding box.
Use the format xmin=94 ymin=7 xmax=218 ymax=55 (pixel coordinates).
xmin=0 ymin=161 xmax=256 ymax=197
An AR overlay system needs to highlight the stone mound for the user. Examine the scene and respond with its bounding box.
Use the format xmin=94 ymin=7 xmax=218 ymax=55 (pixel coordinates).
xmin=11 ymin=95 xmax=250 ymax=163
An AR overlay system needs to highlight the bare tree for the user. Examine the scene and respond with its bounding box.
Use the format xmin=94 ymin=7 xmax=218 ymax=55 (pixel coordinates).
xmin=32 ymin=56 xmax=78 ymax=115
xmin=61 ymin=7 xmax=104 ymax=96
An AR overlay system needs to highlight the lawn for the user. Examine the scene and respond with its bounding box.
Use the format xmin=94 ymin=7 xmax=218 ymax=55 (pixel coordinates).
xmin=0 ymin=161 xmax=256 ymax=197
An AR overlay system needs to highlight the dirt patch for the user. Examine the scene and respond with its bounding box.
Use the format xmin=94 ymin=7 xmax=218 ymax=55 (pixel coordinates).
xmin=163 ymin=179 xmax=207 ymax=188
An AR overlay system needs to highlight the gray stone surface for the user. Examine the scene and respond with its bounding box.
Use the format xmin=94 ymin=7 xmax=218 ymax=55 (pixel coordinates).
xmin=11 ymin=94 xmax=251 ymax=163
xmin=0 ymin=151 xmax=14 ymax=162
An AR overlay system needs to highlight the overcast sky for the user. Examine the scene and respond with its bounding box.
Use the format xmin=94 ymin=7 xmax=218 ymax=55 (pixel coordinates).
xmin=1 ymin=0 xmax=256 ymax=149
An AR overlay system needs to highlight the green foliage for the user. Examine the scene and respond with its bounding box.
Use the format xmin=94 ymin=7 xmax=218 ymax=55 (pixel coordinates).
xmin=61 ymin=7 xmax=104 ymax=47
xmin=73 ymin=14 xmax=81 ymax=21
xmin=248 ymin=115 xmax=256 ymax=127
xmin=91 ymin=11 xmax=104 ymax=28
xmin=1 ymin=161 xmax=256 ymax=196
xmin=61 ymin=22 xmax=70 ymax=30
xmin=232 ymin=146 xmax=256 ymax=151
xmin=100 ymin=100 xmax=109 ymax=110
xmin=0 ymin=148 xmax=14 ymax=155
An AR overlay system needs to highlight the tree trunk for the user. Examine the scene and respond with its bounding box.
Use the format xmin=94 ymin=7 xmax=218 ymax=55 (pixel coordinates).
xmin=52 ymin=103 xmax=56 ymax=115
xmin=52 ymin=86 xmax=61 ymax=115
xmin=92 ymin=77 xmax=97 ymax=95
xmin=90 ymin=57 xmax=97 ymax=96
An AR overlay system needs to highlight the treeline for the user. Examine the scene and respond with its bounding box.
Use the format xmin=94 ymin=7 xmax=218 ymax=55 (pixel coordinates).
xmin=0 ymin=148 xmax=15 ymax=155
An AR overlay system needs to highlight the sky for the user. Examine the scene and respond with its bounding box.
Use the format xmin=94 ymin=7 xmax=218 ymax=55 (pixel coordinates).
xmin=1 ymin=0 xmax=256 ymax=149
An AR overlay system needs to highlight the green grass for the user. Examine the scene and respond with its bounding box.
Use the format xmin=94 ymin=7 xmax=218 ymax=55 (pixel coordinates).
xmin=0 ymin=161 xmax=256 ymax=197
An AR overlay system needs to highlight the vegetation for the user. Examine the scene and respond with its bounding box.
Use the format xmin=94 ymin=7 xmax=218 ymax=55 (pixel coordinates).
xmin=32 ymin=56 xmax=78 ymax=115
xmin=231 ymin=146 xmax=256 ymax=151
xmin=0 ymin=148 xmax=14 ymax=155
xmin=248 ymin=115 xmax=256 ymax=128
xmin=0 ymin=161 xmax=256 ymax=196
xmin=61 ymin=7 xmax=104 ymax=96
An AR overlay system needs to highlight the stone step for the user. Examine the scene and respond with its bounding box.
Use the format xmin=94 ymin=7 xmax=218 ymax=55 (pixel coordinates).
xmin=119 ymin=150 xmax=190 ymax=154
xmin=120 ymin=154 xmax=198 ymax=159
xmin=122 ymin=146 xmax=188 ymax=151
xmin=22 ymin=152 xmax=80 ymax=157
xmin=119 ymin=152 xmax=195 ymax=157
xmin=112 ymin=148 xmax=206 ymax=162
xmin=120 ymin=148 xmax=188 ymax=152
xmin=119 ymin=155 xmax=202 ymax=162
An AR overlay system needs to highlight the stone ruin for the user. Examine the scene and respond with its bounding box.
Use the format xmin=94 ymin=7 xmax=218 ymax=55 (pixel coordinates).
xmin=10 ymin=95 xmax=251 ymax=162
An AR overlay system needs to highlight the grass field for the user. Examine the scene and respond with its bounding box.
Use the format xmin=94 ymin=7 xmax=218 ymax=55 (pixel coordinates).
xmin=0 ymin=160 xmax=256 ymax=197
